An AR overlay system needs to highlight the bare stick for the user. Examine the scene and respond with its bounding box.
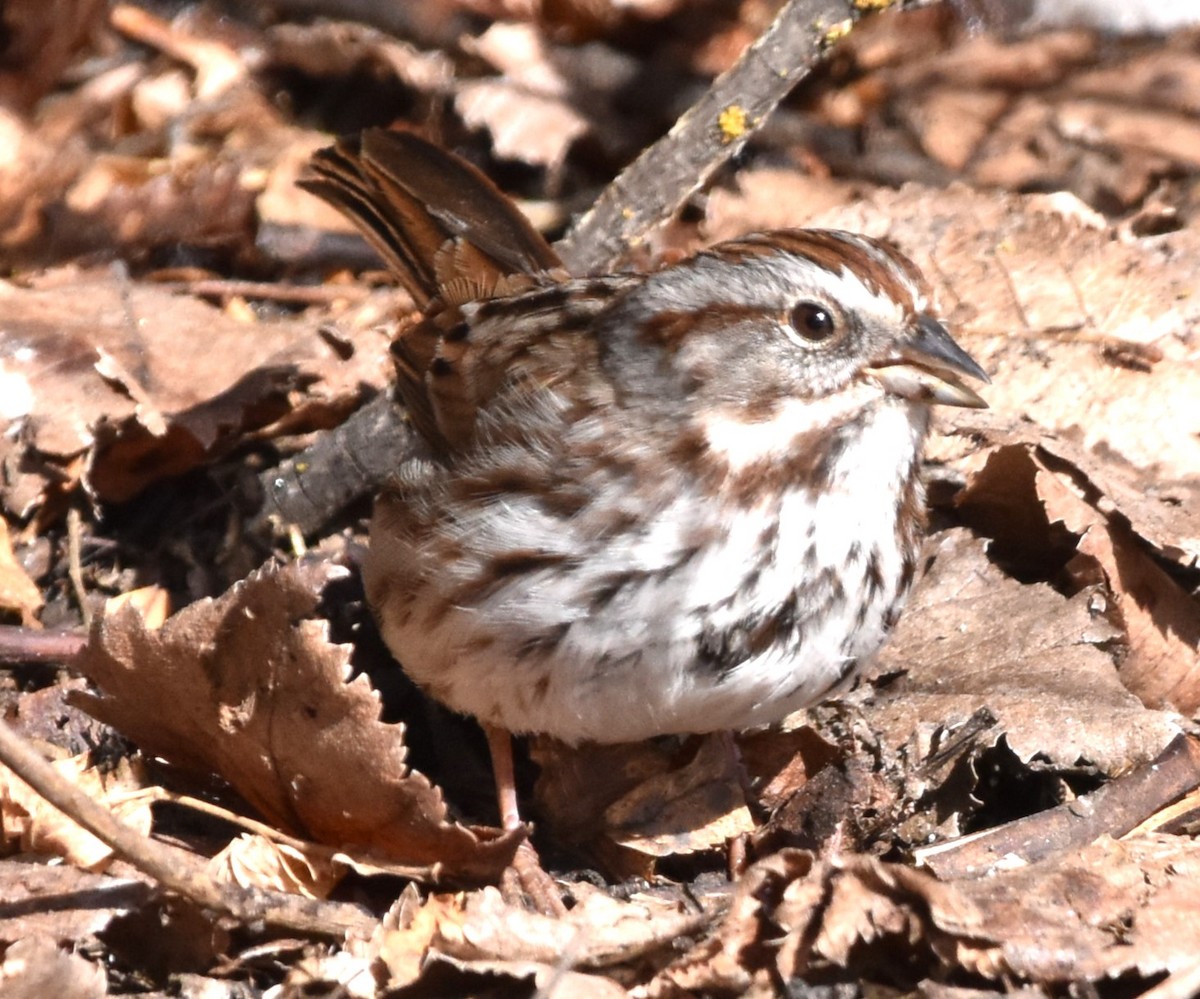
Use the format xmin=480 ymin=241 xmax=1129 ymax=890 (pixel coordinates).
xmin=914 ymin=735 xmax=1200 ymax=880
xmin=0 ymin=625 xmax=86 ymax=665
xmin=557 ymin=0 xmax=854 ymax=275
xmin=0 ymin=718 xmax=374 ymax=937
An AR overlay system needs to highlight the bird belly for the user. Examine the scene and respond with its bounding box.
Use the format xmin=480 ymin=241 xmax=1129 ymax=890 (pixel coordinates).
xmin=368 ymin=401 xmax=924 ymax=744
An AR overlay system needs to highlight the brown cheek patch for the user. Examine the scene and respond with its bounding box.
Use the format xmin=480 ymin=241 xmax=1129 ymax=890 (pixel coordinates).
xmin=640 ymin=303 xmax=762 ymax=351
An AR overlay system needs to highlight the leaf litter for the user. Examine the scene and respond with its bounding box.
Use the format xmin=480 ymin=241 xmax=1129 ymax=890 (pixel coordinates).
xmin=0 ymin=2 xmax=1198 ymax=995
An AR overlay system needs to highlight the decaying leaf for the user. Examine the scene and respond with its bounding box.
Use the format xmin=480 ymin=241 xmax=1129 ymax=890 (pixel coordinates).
xmin=955 ymin=439 xmax=1200 ymax=713
xmin=604 ymin=733 xmax=753 ymax=862
xmin=0 ymin=267 xmax=386 ymax=514
xmin=376 ymin=885 xmax=707 ymax=993
xmin=653 ymin=831 xmax=1200 ymax=991
xmin=866 ymin=529 xmax=1181 ymax=774
xmin=0 ymin=750 xmax=153 ymax=871
xmin=71 ymin=558 xmax=519 ymax=880
xmin=207 ymin=833 xmax=344 ymax=900
xmin=456 ymin=23 xmax=589 ymax=173
xmin=0 ymin=516 xmax=42 ymax=625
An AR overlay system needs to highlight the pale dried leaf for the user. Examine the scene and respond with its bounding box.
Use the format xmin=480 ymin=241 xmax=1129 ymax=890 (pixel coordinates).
xmin=455 ymin=22 xmax=588 ymax=170
xmin=0 ymin=516 xmax=42 ymax=625
xmin=605 ymin=733 xmax=753 ymax=859
xmin=0 ymin=752 xmax=153 ymax=872
xmin=207 ymin=833 xmax=344 ymax=900
xmin=455 ymin=80 xmax=587 ymax=171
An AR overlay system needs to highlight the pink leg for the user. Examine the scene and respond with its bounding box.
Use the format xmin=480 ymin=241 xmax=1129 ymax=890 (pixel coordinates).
xmin=482 ymin=724 xmax=567 ymax=916
xmin=484 ymin=723 xmax=523 ymax=831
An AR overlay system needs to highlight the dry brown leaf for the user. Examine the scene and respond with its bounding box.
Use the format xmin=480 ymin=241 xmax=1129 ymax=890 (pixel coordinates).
xmin=533 ymin=737 xmax=677 ymax=873
xmin=0 ymin=267 xmax=386 ymax=513
xmin=0 ymin=516 xmax=42 ymax=625
xmin=456 ymin=22 xmax=589 ymax=172
xmin=265 ymin=19 xmax=455 ymax=94
xmin=604 ymin=733 xmax=753 ymax=860
xmin=660 ymin=833 xmax=1200 ymax=990
xmin=207 ymin=833 xmax=344 ymax=900
xmin=943 ymin=835 xmax=1200 ymax=982
xmin=0 ymin=751 xmax=153 ymax=871
xmin=434 ymin=884 xmax=700 ymax=969
xmin=954 ymin=440 xmax=1200 ymax=713
xmin=865 ymin=529 xmax=1180 ymax=774
xmin=0 ymin=863 xmax=153 ymax=947
xmin=534 ymin=733 xmax=758 ymax=877
xmin=71 ymin=558 xmax=518 ymax=880
xmin=0 ymin=935 xmax=106 ymax=999
xmin=357 ymin=883 xmax=704 ymax=995
xmin=794 ymin=187 xmax=1200 ymax=481
xmin=646 ymin=849 xmax=815 ymax=997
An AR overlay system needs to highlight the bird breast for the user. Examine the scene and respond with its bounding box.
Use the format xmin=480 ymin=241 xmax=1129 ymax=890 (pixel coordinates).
xmin=366 ymin=393 xmax=928 ymax=744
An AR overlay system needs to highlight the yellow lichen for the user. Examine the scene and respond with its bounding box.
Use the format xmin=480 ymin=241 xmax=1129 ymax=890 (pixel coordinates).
xmin=718 ymin=104 xmax=750 ymax=143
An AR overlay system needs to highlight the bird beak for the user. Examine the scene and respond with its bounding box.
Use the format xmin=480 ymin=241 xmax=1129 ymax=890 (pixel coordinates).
xmin=864 ymin=315 xmax=990 ymax=409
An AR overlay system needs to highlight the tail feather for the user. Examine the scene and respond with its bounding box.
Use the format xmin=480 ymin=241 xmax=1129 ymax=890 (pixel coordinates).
xmin=301 ymin=129 xmax=562 ymax=308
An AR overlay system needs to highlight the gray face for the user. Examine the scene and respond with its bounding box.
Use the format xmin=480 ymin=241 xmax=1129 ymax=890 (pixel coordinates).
xmin=595 ymin=229 xmax=984 ymax=417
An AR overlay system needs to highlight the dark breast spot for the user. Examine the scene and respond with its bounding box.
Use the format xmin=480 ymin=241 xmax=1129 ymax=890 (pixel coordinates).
xmin=696 ymin=593 xmax=801 ymax=681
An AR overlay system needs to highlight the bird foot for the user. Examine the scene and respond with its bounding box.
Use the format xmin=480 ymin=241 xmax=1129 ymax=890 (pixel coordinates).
xmin=499 ymin=840 xmax=568 ymax=916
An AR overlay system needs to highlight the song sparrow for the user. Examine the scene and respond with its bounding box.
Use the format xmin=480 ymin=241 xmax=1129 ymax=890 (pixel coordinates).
xmin=303 ymin=129 xmax=987 ymax=899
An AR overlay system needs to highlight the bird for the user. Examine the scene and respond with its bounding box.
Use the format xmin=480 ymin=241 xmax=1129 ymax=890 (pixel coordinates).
xmin=301 ymin=127 xmax=988 ymax=908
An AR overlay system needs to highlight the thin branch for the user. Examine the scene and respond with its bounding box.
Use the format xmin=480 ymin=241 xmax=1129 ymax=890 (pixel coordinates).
xmin=557 ymin=0 xmax=856 ymax=274
xmin=0 ymin=718 xmax=374 ymax=937
xmin=913 ymin=734 xmax=1200 ymax=879
xmin=0 ymin=625 xmax=86 ymax=665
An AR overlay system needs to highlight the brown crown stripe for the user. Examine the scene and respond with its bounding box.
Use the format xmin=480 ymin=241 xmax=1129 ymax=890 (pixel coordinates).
xmin=711 ymin=230 xmax=926 ymax=318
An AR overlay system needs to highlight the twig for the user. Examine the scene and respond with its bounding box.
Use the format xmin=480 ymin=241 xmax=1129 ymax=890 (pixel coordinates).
xmin=0 ymin=625 xmax=86 ymax=666
xmin=0 ymin=718 xmax=374 ymax=937
xmin=557 ymin=0 xmax=855 ymax=275
xmin=914 ymin=734 xmax=1200 ymax=879
xmin=66 ymin=508 xmax=92 ymax=629
xmin=161 ymin=278 xmax=371 ymax=307
xmin=253 ymin=390 xmax=419 ymax=538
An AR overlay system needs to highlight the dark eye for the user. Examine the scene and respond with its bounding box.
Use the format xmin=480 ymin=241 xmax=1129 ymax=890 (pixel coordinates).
xmin=789 ymin=301 xmax=837 ymax=342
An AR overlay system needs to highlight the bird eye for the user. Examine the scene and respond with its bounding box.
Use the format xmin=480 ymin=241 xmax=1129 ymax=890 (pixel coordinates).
xmin=789 ymin=301 xmax=837 ymax=343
